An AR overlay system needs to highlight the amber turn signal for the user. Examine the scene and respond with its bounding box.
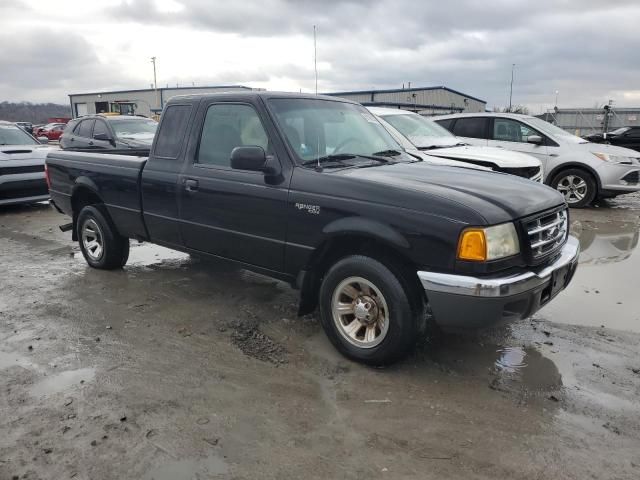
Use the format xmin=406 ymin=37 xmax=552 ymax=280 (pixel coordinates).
xmin=457 ymin=229 xmax=487 ymax=261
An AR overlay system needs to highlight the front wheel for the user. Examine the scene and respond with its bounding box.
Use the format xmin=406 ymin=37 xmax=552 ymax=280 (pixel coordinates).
xmin=319 ymin=255 xmax=422 ymax=365
xmin=550 ymin=168 xmax=597 ymax=208
xmin=77 ymin=205 xmax=129 ymax=269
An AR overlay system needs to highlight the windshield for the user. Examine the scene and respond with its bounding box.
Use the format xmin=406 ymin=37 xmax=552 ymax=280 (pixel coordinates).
xmin=268 ymin=98 xmax=407 ymax=165
xmin=526 ymin=117 xmax=587 ymax=143
xmin=381 ymin=113 xmax=457 ymax=147
xmin=609 ymin=127 xmax=629 ymax=135
xmin=0 ymin=124 xmax=38 ymax=145
xmin=110 ymin=119 xmax=158 ymax=137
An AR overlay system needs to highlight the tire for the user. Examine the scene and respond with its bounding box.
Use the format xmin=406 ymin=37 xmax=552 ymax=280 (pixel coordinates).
xmin=77 ymin=205 xmax=129 ymax=269
xmin=318 ymin=255 xmax=422 ymax=365
xmin=550 ymin=168 xmax=597 ymax=208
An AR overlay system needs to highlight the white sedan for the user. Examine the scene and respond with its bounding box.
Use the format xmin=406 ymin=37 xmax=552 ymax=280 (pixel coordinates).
xmin=367 ymin=107 xmax=543 ymax=182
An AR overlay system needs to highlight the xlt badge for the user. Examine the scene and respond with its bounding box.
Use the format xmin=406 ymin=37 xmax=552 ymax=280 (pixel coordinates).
xmin=295 ymin=203 xmax=321 ymax=215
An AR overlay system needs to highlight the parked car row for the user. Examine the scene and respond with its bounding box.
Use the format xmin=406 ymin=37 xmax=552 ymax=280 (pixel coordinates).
xmin=433 ymin=113 xmax=640 ymax=207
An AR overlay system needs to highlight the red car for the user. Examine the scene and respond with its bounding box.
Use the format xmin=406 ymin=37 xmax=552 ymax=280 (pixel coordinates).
xmin=36 ymin=123 xmax=66 ymax=141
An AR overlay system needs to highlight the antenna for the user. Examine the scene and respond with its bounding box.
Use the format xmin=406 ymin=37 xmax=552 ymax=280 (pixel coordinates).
xmin=313 ymin=25 xmax=318 ymax=95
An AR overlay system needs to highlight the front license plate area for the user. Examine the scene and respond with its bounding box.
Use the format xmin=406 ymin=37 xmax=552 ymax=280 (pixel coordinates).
xmin=540 ymin=264 xmax=570 ymax=306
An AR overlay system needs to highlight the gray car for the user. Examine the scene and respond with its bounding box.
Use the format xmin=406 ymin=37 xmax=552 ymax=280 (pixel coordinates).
xmin=60 ymin=114 xmax=158 ymax=152
xmin=435 ymin=112 xmax=640 ymax=207
xmin=0 ymin=121 xmax=53 ymax=206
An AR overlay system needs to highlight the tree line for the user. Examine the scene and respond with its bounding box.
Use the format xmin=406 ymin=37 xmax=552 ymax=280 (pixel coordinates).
xmin=0 ymin=102 xmax=71 ymax=124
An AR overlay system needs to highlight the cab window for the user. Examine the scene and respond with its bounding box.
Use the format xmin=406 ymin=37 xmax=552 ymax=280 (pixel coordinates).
xmin=197 ymin=104 xmax=269 ymax=167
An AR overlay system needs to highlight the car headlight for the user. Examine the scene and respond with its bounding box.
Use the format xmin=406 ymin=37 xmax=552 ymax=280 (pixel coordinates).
xmin=457 ymin=223 xmax=520 ymax=261
xmin=592 ymin=152 xmax=633 ymax=165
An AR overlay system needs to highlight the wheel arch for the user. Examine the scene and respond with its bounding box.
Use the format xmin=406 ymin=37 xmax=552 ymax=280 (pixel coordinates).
xmin=546 ymin=162 xmax=602 ymax=192
xmin=70 ymin=180 xmax=105 ymax=241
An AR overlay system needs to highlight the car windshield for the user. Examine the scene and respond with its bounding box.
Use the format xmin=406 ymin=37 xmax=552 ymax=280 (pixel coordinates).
xmin=381 ymin=113 xmax=458 ymax=148
xmin=526 ymin=117 xmax=588 ymax=144
xmin=0 ymin=124 xmax=38 ymax=145
xmin=268 ymin=98 xmax=410 ymax=165
xmin=110 ymin=119 xmax=158 ymax=137
xmin=609 ymin=127 xmax=629 ymax=135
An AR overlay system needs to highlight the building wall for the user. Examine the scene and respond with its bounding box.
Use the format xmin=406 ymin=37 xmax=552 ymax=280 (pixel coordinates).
xmin=69 ymin=86 xmax=254 ymax=118
xmin=330 ymin=87 xmax=486 ymax=114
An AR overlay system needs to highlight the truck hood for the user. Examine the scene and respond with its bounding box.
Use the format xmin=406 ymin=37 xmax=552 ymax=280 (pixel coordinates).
xmin=0 ymin=144 xmax=52 ymax=162
xmin=423 ymin=145 xmax=541 ymax=167
xmin=335 ymin=161 xmax=564 ymax=224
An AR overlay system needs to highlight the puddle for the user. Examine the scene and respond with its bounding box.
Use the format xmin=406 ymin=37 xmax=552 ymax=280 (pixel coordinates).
xmin=29 ymin=367 xmax=95 ymax=397
xmin=540 ymin=218 xmax=640 ymax=332
xmin=0 ymin=350 xmax=32 ymax=369
xmin=495 ymin=346 xmax=528 ymax=373
xmin=141 ymin=456 xmax=229 ymax=480
xmin=74 ymin=243 xmax=189 ymax=267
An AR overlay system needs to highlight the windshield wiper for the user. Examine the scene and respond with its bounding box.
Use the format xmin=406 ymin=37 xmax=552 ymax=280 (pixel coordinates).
xmin=301 ymin=153 xmax=357 ymax=167
xmin=371 ymin=149 xmax=402 ymax=157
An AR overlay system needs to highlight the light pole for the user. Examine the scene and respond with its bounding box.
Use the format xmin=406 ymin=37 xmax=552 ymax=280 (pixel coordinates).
xmin=554 ymin=90 xmax=559 ymax=108
xmin=508 ymin=63 xmax=515 ymax=112
xmin=151 ymin=56 xmax=159 ymax=111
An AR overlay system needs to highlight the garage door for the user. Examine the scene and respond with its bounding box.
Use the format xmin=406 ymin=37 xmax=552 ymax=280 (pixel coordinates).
xmin=75 ymin=103 xmax=88 ymax=117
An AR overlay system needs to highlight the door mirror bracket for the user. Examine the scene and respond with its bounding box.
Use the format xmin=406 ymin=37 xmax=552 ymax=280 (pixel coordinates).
xmin=527 ymin=135 xmax=543 ymax=145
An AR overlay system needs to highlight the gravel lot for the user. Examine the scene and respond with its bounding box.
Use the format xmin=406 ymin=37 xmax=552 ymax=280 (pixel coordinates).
xmin=1 ymin=194 xmax=639 ymax=480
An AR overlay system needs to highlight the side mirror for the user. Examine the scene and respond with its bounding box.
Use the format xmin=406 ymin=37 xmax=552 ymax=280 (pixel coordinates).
xmin=38 ymin=136 xmax=49 ymax=144
xmin=527 ymin=135 xmax=543 ymax=145
xmin=231 ymin=146 xmax=268 ymax=172
xmin=93 ymin=133 xmax=112 ymax=142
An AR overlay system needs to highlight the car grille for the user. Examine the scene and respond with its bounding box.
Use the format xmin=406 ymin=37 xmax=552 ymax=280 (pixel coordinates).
xmin=495 ymin=166 xmax=542 ymax=181
xmin=523 ymin=208 xmax=568 ymax=261
xmin=0 ymin=165 xmax=45 ymax=176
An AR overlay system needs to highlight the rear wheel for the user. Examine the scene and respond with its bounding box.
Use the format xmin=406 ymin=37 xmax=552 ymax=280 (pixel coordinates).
xmin=319 ymin=255 xmax=422 ymax=365
xmin=77 ymin=205 xmax=129 ymax=269
xmin=550 ymin=168 xmax=597 ymax=208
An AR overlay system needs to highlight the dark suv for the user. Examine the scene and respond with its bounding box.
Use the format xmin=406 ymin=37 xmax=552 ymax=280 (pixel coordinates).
xmin=61 ymin=115 xmax=158 ymax=152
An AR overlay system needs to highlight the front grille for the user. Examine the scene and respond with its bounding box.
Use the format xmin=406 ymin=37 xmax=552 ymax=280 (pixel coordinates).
xmin=524 ymin=208 xmax=568 ymax=261
xmin=0 ymin=165 xmax=45 ymax=176
xmin=495 ymin=166 xmax=541 ymax=180
xmin=621 ymin=170 xmax=640 ymax=184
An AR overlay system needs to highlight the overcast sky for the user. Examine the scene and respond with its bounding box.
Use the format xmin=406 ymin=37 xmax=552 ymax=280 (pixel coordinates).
xmin=2 ymin=0 xmax=639 ymax=113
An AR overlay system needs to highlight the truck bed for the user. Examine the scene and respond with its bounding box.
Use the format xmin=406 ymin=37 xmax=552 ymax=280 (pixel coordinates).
xmin=46 ymin=151 xmax=148 ymax=239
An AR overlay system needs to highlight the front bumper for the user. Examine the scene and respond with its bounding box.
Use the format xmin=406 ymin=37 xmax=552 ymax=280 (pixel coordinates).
xmin=596 ymin=162 xmax=640 ymax=193
xmin=418 ymin=236 xmax=580 ymax=330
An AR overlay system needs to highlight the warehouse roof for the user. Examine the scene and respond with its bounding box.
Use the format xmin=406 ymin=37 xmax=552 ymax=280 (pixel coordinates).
xmin=69 ymin=85 xmax=253 ymax=97
xmin=326 ymin=85 xmax=486 ymax=104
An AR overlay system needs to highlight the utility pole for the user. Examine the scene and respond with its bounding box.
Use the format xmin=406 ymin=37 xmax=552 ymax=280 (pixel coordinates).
xmin=554 ymin=90 xmax=559 ymax=107
xmin=151 ymin=56 xmax=158 ymax=112
xmin=508 ymin=63 xmax=515 ymax=112
xmin=313 ymin=26 xmax=318 ymax=95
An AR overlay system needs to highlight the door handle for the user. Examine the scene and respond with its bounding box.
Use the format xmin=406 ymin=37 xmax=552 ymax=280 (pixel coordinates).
xmin=89 ymin=141 xmax=94 ymax=146
xmin=184 ymin=179 xmax=199 ymax=192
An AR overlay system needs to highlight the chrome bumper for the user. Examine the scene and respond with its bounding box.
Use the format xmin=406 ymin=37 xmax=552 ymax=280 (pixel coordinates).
xmin=417 ymin=236 xmax=580 ymax=329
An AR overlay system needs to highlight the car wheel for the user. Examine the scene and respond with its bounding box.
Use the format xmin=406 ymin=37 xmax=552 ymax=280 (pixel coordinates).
xmin=77 ymin=205 xmax=129 ymax=269
xmin=319 ymin=255 xmax=422 ymax=365
xmin=550 ymin=168 xmax=597 ymax=208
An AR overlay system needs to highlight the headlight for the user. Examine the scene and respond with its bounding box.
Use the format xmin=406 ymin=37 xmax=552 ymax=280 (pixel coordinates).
xmin=457 ymin=223 xmax=520 ymax=261
xmin=592 ymin=152 xmax=633 ymax=165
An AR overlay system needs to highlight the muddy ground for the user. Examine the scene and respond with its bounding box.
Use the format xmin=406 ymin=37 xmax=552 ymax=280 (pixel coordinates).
xmin=1 ymin=195 xmax=639 ymax=480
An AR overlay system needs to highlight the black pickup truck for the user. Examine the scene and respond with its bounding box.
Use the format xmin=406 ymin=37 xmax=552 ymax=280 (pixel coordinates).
xmin=46 ymin=92 xmax=579 ymax=364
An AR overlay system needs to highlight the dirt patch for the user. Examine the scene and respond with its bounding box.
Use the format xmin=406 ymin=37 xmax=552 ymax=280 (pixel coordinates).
xmin=230 ymin=320 xmax=288 ymax=364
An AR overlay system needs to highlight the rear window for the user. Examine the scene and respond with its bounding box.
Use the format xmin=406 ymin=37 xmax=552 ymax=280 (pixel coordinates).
xmin=154 ymin=105 xmax=192 ymax=158
xmin=77 ymin=120 xmax=94 ymax=138
xmin=452 ymin=117 xmax=487 ymax=139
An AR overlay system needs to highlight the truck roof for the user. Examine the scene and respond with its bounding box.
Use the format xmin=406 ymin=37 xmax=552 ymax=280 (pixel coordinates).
xmin=167 ymin=91 xmax=358 ymax=104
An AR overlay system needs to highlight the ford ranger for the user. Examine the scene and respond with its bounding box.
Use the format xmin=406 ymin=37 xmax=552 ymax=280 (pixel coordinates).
xmin=46 ymin=92 xmax=579 ymax=364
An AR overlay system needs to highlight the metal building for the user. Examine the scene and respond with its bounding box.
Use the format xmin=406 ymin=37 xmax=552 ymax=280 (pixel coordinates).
xmin=326 ymin=86 xmax=486 ymax=115
xmin=538 ymin=107 xmax=640 ymax=136
xmin=68 ymin=85 xmax=256 ymax=118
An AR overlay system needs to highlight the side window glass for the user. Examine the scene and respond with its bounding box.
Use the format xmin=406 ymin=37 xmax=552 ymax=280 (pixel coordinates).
xmin=627 ymin=128 xmax=640 ymax=138
xmin=435 ymin=118 xmax=454 ymax=130
xmin=93 ymin=121 xmax=110 ymax=139
xmin=493 ymin=118 xmax=538 ymax=143
xmin=197 ymin=104 xmax=269 ymax=167
xmin=452 ymin=117 xmax=486 ymax=138
xmin=154 ymin=105 xmax=192 ymax=158
xmin=77 ymin=120 xmax=94 ymax=138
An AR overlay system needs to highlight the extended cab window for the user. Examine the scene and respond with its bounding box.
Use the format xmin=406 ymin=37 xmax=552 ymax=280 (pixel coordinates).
xmin=154 ymin=105 xmax=192 ymax=158
xmin=452 ymin=117 xmax=487 ymax=139
xmin=493 ymin=118 xmax=538 ymax=143
xmin=197 ymin=104 xmax=269 ymax=167
xmin=77 ymin=119 xmax=94 ymax=138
